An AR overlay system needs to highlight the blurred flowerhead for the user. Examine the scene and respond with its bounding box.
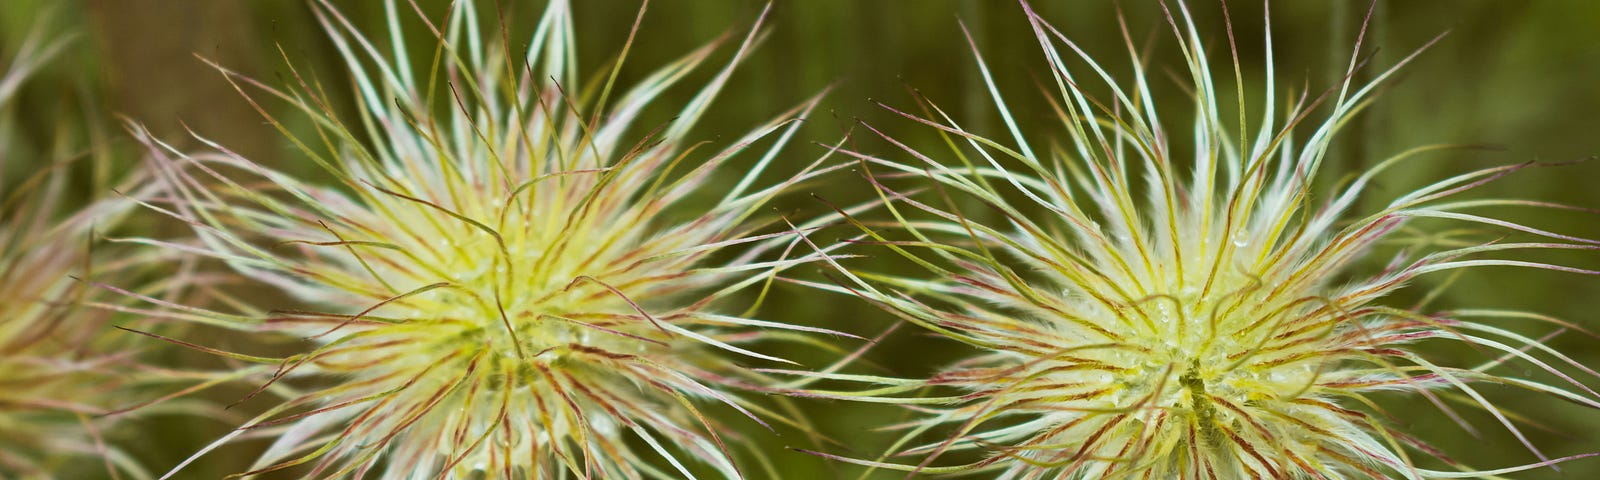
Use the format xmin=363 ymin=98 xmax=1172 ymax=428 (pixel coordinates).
xmin=796 ymin=1 xmax=1600 ymax=478
xmin=0 ymin=19 xmax=172 ymax=480
xmin=132 ymin=0 xmax=840 ymax=478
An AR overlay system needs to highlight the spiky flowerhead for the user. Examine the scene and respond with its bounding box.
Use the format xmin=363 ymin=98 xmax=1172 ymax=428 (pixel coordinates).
xmin=800 ymin=2 xmax=1600 ymax=478
xmin=0 ymin=20 xmax=174 ymax=480
xmin=135 ymin=1 xmax=839 ymax=478
xmin=0 ymin=175 xmax=157 ymax=480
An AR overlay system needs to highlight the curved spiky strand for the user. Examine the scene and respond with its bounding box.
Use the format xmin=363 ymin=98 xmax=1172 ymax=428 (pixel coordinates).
xmin=787 ymin=1 xmax=1600 ymax=479
xmin=128 ymin=1 xmax=845 ymax=478
xmin=0 ymin=18 xmax=188 ymax=480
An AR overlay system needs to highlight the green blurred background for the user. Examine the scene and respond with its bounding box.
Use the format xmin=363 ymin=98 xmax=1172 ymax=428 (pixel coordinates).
xmin=3 ymin=1 xmax=1599 ymax=478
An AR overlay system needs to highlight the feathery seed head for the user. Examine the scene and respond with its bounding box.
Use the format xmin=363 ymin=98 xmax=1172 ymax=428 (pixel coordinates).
xmin=801 ymin=2 xmax=1600 ymax=478
xmin=0 ymin=183 xmax=156 ymax=479
xmin=0 ymin=23 xmax=170 ymax=480
xmin=0 ymin=209 xmax=126 ymax=477
xmin=135 ymin=1 xmax=838 ymax=477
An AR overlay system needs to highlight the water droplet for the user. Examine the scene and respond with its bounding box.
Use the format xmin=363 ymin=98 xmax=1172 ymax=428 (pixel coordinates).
xmin=1231 ymin=231 xmax=1250 ymax=248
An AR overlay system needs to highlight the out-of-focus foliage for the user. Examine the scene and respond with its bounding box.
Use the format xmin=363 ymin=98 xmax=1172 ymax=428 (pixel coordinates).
xmin=1 ymin=1 xmax=1597 ymax=478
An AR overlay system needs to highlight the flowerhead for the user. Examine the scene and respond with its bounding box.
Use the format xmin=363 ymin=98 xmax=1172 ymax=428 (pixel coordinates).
xmin=133 ymin=1 xmax=839 ymax=478
xmin=0 ymin=21 xmax=174 ymax=480
xmin=798 ymin=1 xmax=1600 ymax=478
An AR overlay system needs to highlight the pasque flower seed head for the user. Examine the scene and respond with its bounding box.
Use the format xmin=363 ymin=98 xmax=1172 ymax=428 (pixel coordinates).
xmin=790 ymin=2 xmax=1600 ymax=478
xmin=132 ymin=1 xmax=842 ymax=478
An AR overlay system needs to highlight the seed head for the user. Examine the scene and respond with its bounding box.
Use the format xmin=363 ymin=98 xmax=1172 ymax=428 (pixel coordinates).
xmin=797 ymin=2 xmax=1600 ymax=478
xmin=0 ymin=22 xmax=174 ymax=480
xmin=134 ymin=1 xmax=838 ymax=478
